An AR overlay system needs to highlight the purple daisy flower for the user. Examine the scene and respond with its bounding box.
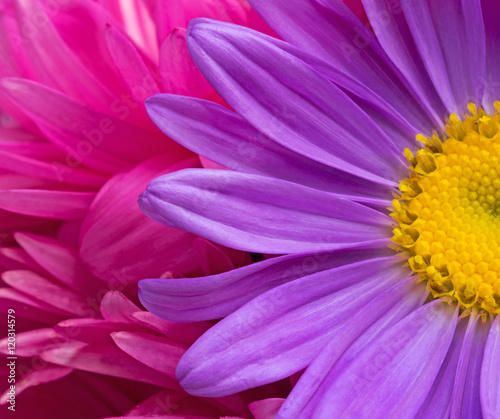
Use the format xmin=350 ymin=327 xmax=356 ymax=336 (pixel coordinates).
xmin=138 ymin=0 xmax=500 ymax=417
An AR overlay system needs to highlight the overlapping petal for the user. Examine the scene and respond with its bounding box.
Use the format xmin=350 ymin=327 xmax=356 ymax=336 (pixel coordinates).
xmin=141 ymin=169 xmax=391 ymax=254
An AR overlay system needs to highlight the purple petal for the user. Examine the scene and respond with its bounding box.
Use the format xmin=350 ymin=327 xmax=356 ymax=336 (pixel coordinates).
xmin=450 ymin=313 xmax=490 ymax=418
xmin=360 ymin=0 xmax=447 ymax=121
xmin=401 ymin=0 xmax=485 ymax=113
xmin=248 ymin=0 xmax=439 ymax=133
xmin=481 ymin=315 xmax=500 ymax=419
xmin=145 ymin=94 xmax=391 ymax=206
xmin=141 ymin=169 xmax=391 ymax=254
xmin=187 ymin=19 xmax=406 ymax=184
xmin=415 ymin=317 xmax=468 ymax=418
xmin=308 ymin=301 xmax=457 ymax=417
xmin=176 ymin=257 xmax=407 ymax=397
xmin=139 ymin=243 xmax=392 ymax=322
xmin=481 ymin=0 xmax=500 ymax=113
xmin=278 ymin=278 xmax=424 ymax=418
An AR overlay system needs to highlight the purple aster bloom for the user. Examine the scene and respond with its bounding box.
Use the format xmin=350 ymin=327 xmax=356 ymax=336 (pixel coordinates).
xmin=139 ymin=0 xmax=500 ymax=417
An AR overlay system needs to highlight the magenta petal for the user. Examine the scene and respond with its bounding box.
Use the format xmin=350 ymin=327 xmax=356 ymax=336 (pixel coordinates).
xmin=111 ymin=331 xmax=186 ymax=377
xmin=105 ymin=24 xmax=160 ymax=124
xmin=0 ymin=328 xmax=63 ymax=357
xmin=481 ymin=315 xmax=500 ymax=419
xmin=54 ymin=318 xmax=144 ymax=344
xmin=159 ymin=28 xmax=213 ymax=98
xmin=2 ymin=270 xmax=90 ymax=317
xmin=100 ymin=291 xmax=141 ymax=322
xmin=79 ymin=154 xmax=221 ymax=283
xmin=249 ymin=399 xmax=285 ymax=419
xmin=309 ymin=301 xmax=457 ymax=417
xmin=14 ymin=233 xmax=101 ymax=295
xmin=0 ymin=365 xmax=72 ymax=405
xmin=0 ymin=189 xmax=95 ymax=220
xmin=41 ymin=341 xmax=181 ymax=390
xmin=1 ymin=78 xmax=178 ymax=171
xmin=131 ymin=311 xmax=210 ymax=346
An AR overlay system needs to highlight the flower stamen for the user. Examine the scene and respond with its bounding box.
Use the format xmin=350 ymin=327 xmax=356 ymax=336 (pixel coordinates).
xmin=392 ymin=102 xmax=500 ymax=315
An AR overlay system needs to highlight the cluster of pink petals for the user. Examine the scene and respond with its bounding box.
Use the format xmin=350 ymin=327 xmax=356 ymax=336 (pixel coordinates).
xmin=0 ymin=0 xmax=294 ymax=417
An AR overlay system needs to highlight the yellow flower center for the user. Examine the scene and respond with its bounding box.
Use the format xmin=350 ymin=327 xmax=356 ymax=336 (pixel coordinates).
xmin=392 ymin=103 xmax=500 ymax=315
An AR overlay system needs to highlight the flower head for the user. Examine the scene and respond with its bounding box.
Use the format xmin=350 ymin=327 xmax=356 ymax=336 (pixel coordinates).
xmin=140 ymin=0 xmax=500 ymax=416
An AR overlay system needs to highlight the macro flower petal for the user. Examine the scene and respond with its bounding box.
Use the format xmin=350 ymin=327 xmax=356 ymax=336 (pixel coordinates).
xmin=0 ymin=189 xmax=95 ymax=220
xmin=176 ymin=257 xmax=407 ymax=397
xmin=278 ymin=278 xmax=424 ymax=418
xmin=159 ymin=28 xmax=213 ymax=98
xmin=41 ymin=340 xmax=181 ymax=389
xmin=187 ymin=18 xmax=406 ymax=184
xmin=79 ymin=155 xmax=229 ymax=282
xmin=145 ymin=94 xmax=391 ymax=205
xmin=481 ymin=315 xmax=500 ymax=419
xmin=360 ymin=0 xmax=447 ymax=120
xmin=306 ymin=301 xmax=457 ymax=417
xmin=481 ymin=0 xmax=500 ymax=113
xmin=401 ymin=0 xmax=485 ymax=113
xmin=141 ymin=169 xmax=391 ymax=254
xmin=247 ymin=0 xmax=438 ymax=133
xmin=139 ymin=244 xmax=390 ymax=322
xmin=415 ymin=318 xmax=468 ymax=418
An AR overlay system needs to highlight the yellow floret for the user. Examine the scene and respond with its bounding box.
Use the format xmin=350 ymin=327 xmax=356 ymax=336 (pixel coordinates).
xmin=391 ymin=103 xmax=500 ymax=314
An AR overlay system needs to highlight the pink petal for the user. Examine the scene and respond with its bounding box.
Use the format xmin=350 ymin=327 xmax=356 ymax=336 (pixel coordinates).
xmin=0 ymin=365 xmax=72 ymax=405
xmin=100 ymin=291 xmax=141 ymax=322
xmin=0 ymin=328 xmax=64 ymax=357
xmin=13 ymin=0 xmax=119 ymax=109
xmin=249 ymin=398 xmax=285 ymax=419
xmin=105 ymin=24 xmax=160 ymax=124
xmin=159 ymin=28 xmax=213 ymax=98
xmin=2 ymin=270 xmax=90 ymax=317
xmin=14 ymin=232 xmax=103 ymax=295
xmin=131 ymin=311 xmax=209 ymax=346
xmin=80 ymin=154 xmax=235 ymax=283
xmin=111 ymin=331 xmax=186 ymax=377
xmin=0 ymin=189 xmax=95 ymax=220
xmin=41 ymin=340 xmax=181 ymax=389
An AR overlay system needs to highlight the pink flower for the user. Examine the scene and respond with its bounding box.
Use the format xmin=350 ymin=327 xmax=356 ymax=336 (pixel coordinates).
xmin=0 ymin=0 xmax=282 ymax=417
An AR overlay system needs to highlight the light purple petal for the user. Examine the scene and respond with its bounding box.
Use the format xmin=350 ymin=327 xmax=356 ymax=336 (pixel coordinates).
xmin=401 ymin=0 xmax=485 ymax=113
xmin=278 ymin=278 xmax=424 ymax=418
xmin=481 ymin=315 xmax=500 ymax=419
xmin=187 ymin=18 xmax=406 ymax=184
xmin=450 ymin=313 xmax=490 ymax=418
xmin=248 ymin=0 xmax=439 ymax=133
xmin=141 ymin=169 xmax=391 ymax=254
xmin=361 ymin=0 xmax=447 ymax=121
xmin=308 ymin=301 xmax=457 ymax=417
xmin=416 ymin=317 xmax=468 ymax=419
xmin=139 ymin=243 xmax=391 ymax=322
xmin=145 ymin=94 xmax=391 ymax=206
xmin=176 ymin=257 xmax=407 ymax=397
xmin=481 ymin=0 xmax=500 ymax=113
